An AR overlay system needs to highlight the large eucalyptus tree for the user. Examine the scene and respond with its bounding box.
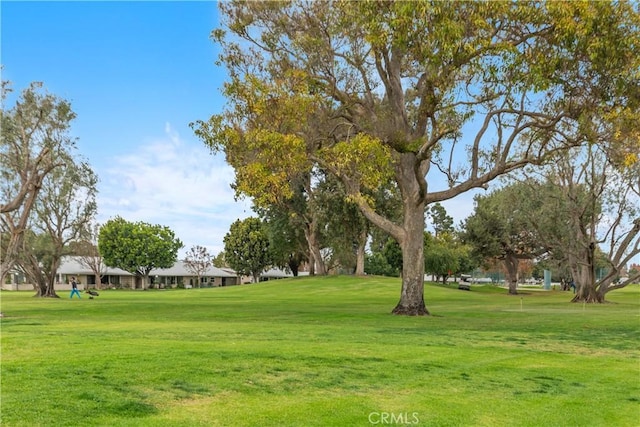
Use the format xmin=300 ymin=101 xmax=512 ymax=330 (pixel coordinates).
xmin=1 ymin=82 xmax=78 ymax=285
xmin=194 ymin=1 xmax=639 ymax=314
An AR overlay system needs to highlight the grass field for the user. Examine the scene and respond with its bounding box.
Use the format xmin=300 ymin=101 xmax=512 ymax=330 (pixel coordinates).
xmin=1 ymin=276 xmax=639 ymax=426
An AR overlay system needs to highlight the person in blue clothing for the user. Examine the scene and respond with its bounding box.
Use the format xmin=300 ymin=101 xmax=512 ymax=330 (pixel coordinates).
xmin=70 ymin=277 xmax=81 ymax=299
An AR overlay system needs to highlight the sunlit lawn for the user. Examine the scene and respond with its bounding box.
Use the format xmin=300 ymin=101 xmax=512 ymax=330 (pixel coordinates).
xmin=1 ymin=276 xmax=639 ymax=426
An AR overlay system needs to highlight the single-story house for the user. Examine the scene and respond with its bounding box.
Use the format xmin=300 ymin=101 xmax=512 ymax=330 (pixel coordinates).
xmin=148 ymin=261 xmax=239 ymax=289
xmin=2 ymin=257 xmax=306 ymax=291
xmin=2 ymin=257 xmax=240 ymax=291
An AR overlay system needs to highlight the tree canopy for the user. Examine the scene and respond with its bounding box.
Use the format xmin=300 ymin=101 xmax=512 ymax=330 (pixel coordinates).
xmin=463 ymin=183 xmax=546 ymax=294
xmin=1 ymin=82 xmax=79 ymax=286
xmin=194 ymin=1 xmax=640 ymax=314
xmin=515 ymin=144 xmax=640 ymax=302
xmin=98 ymin=216 xmax=183 ymax=289
xmin=223 ymin=217 xmax=272 ymax=283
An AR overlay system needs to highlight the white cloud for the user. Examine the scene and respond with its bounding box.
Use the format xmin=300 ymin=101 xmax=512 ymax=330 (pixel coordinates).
xmin=96 ymin=123 xmax=253 ymax=257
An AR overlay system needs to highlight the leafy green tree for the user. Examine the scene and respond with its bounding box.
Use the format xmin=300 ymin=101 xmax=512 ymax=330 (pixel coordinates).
xmin=455 ymin=244 xmax=479 ymax=280
xmin=365 ymin=236 xmax=402 ymax=277
xmin=14 ymin=153 xmax=97 ymax=297
xmin=1 ymin=82 xmax=77 ymax=284
xmin=261 ymin=205 xmax=308 ymax=277
xmin=212 ymin=251 xmax=228 ymax=268
xmin=462 ymin=184 xmax=546 ymax=295
xmin=428 ymin=203 xmax=454 ymax=238
xmin=382 ymin=237 xmax=403 ymax=276
xmin=98 ymin=217 xmax=183 ymax=289
xmin=364 ymin=252 xmax=396 ymax=277
xmin=195 ymin=1 xmax=639 ymax=314
xmin=517 ymin=144 xmax=639 ymax=302
xmin=223 ymin=217 xmax=272 ymax=283
xmin=424 ymin=242 xmax=459 ymax=285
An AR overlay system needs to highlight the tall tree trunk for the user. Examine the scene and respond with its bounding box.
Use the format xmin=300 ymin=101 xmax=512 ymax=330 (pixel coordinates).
xmin=355 ymin=228 xmax=367 ymax=276
xmin=571 ymin=262 xmax=605 ymax=303
xmin=503 ymin=252 xmax=519 ymax=295
xmin=305 ymin=221 xmax=326 ymax=275
xmin=1 ymin=186 xmax=41 ymax=285
xmin=32 ymin=260 xmax=59 ymax=298
xmin=570 ymin=242 xmax=605 ymax=303
xmin=392 ymin=202 xmax=427 ymax=315
xmin=348 ymin=153 xmax=429 ymax=315
xmin=392 ymin=153 xmax=428 ymax=315
xmin=308 ymin=251 xmax=316 ymax=276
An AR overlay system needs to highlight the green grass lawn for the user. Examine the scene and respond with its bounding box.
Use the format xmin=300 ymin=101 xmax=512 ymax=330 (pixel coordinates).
xmin=1 ymin=276 xmax=639 ymax=426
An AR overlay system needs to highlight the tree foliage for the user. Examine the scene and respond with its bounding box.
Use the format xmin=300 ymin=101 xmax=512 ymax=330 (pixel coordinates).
xmin=366 ymin=236 xmax=402 ymax=277
xmin=260 ymin=205 xmax=308 ymax=277
xmin=223 ymin=217 xmax=272 ymax=283
xmin=98 ymin=217 xmax=183 ymax=289
xmin=462 ymin=183 xmax=546 ymax=294
xmin=424 ymin=242 xmax=459 ymax=285
xmin=516 ymin=144 xmax=640 ymax=302
xmin=27 ymin=156 xmax=97 ymax=297
xmin=195 ymin=1 xmax=640 ymax=314
xmin=427 ymin=203 xmax=454 ymax=238
xmin=0 ymin=82 xmax=78 ymax=284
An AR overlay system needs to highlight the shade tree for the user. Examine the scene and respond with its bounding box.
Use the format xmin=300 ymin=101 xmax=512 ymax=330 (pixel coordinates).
xmin=516 ymin=144 xmax=640 ymax=303
xmin=462 ymin=183 xmax=547 ymax=295
xmin=98 ymin=217 xmax=183 ymax=290
xmin=195 ymin=1 xmax=639 ymax=314
xmin=223 ymin=217 xmax=272 ymax=283
xmin=0 ymin=82 xmax=78 ymax=284
xmin=13 ymin=153 xmax=98 ymax=297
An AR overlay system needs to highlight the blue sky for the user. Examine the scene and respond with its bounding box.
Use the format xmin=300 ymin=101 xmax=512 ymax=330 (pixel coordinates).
xmin=2 ymin=1 xmax=253 ymax=256
xmin=1 ymin=0 xmax=476 ymax=258
xmin=3 ymin=2 xmax=637 ymax=268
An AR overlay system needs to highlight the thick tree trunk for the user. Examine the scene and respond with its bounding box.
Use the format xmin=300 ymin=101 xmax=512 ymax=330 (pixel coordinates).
xmin=35 ymin=272 xmax=59 ymax=298
xmin=503 ymin=252 xmax=519 ymax=295
xmin=35 ymin=281 xmax=59 ymax=298
xmin=392 ymin=208 xmax=428 ymax=315
xmin=570 ymin=242 xmax=605 ymax=303
xmin=571 ymin=284 xmax=606 ymax=303
xmin=342 ymin=152 xmax=429 ymax=315
xmin=392 ymin=155 xmax=428 ymax=315
xmin=571 ymin=263 xmax=606 ymax=303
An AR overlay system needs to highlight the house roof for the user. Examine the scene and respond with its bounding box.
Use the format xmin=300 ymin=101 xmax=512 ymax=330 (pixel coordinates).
xmin=150 ymin=261 xmax=237 ymax=278
xmin=57 ymin=257 xmax=238 ymax=278
xmin=57 ymin=257 xmax=305 ymax=279
xmin=261 ymin=267 xmax=294 ymax=278
xmin=57 ymin=256 xmax=131 ymax=276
